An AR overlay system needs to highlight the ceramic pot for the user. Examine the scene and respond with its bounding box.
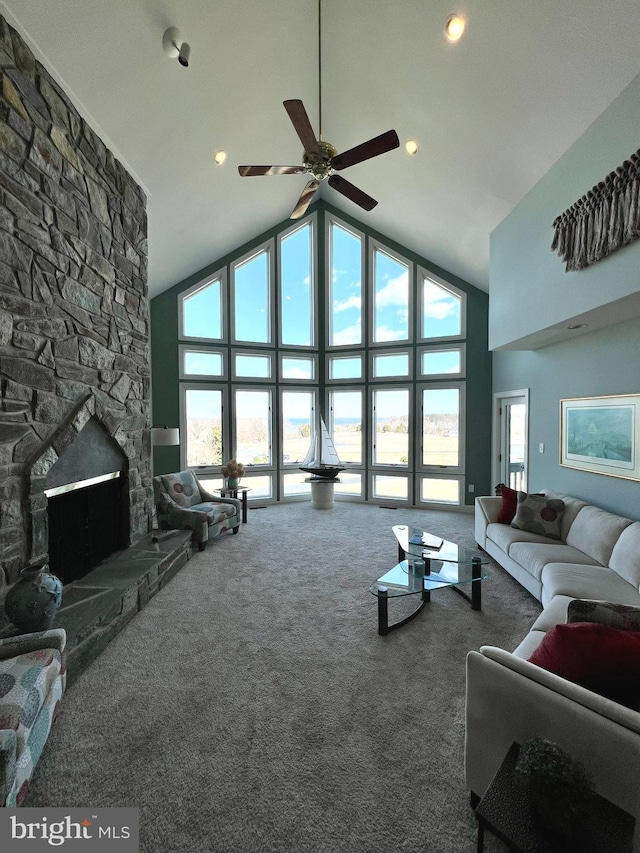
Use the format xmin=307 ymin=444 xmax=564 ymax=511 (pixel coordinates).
xmin=4 ymin=561 xmax=63 ymax=632
xmin=227 ymin=477 xmax=239 ymax=489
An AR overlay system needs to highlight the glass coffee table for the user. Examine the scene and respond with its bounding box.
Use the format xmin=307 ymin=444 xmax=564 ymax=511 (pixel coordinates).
xmin=369 ymin=525 xmax=490 ymax=635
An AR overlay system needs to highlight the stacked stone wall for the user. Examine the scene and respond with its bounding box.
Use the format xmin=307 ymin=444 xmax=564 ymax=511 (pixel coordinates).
xmin=0 ymin=16 xmax=152 ymax=586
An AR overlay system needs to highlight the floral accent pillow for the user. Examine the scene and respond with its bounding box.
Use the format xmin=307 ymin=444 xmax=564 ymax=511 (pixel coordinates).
xmin=511 ymin=492 xmax=565 ymax=540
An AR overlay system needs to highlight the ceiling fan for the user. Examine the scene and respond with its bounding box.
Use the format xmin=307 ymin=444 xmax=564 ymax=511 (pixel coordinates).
xmin=238 ymin=101 xmax=399 ymax=220
xmin=237 ymin=0 xmax=399 ymax=220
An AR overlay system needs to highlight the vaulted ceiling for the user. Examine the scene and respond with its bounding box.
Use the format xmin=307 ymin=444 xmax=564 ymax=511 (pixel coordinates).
xmin=3 ymin=0 xmax=640 ymax=298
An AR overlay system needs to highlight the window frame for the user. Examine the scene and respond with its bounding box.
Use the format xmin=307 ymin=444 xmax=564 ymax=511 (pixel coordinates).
xmin=232 ymin=385 xmax=274 ymax=470
xmin=231 ymin=349 xmax=275 ymax=382
xmin=280 ymin=387 xmax=317 ymax=469
xmin=417 ymin=343 xmax=466 ymax=379
xmin=230 ymin=239 xmax=275 ymax=347
xmin=326 ymin=351 xmax=365 ymax=382
xmin=369 ymin=348 xmax=413 ymax=381
xmin=418 ymin=267 xmax=466 ymax=343
xmin=178 ymin=345 xmax=226 ymax=380
xmin=179 ymin=382 xmax=229 ymax=474
xmin=325 ymin=213 xmax=366 ymax=350
xmin=277 ymin=213 xmax=318 ymax=350
xmin=279 ymin=353 xmax=318 ymax=383
xmin=368 ymin=238 xmax=413 ymax=348
xmin=328 ymin=385 xmax=365 ymax=468
xmin=416 ymin=380 xmax=466 ymax=475
xmin=178 ymin=269 xmax=227 ymax=344
xmin=369 ymin=384 xmax=412 ymax=470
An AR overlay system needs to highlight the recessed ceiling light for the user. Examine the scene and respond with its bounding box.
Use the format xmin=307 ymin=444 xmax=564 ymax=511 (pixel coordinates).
xmin=214 ymin=151 xmax=227 ymax=166
xmin=566 ymin=324 xmax=588 ymax=330
xmin=445 ymin=15 xmax=466 ymax=43
xmin=405 ymin=140 xmax=419 ymax=156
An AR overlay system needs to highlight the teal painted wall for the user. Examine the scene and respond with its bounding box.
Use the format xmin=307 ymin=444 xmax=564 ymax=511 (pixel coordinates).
xmin=491 ymin=71 xmax=640 ymax=518
xmin=150 ymin=200 xmax=492 ymax=504
xmin=493 ymin=318 xmax=640 ymax=519
xmin=490 ymin=73 xmax=640 ymax=350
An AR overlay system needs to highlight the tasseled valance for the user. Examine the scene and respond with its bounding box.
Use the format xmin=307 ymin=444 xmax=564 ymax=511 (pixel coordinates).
xmin=551 ymin=148 xmax=640 ymax=271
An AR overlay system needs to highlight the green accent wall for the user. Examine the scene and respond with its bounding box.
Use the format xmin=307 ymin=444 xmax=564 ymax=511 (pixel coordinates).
xmin=150 ymin=200 xmax=492 ymax=505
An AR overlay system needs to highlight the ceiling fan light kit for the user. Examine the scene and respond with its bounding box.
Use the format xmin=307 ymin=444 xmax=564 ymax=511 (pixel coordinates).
xmin=162 ymin=27 xmax=191 ymax=67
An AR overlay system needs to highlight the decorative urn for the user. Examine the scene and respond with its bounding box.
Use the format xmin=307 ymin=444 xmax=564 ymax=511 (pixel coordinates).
xmin=4 ymin=560 xmax=63 ymax=632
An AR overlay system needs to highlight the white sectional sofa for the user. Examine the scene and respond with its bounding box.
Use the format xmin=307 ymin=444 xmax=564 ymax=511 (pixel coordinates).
xmin=467 ymin=489 xmax=640 ymax=849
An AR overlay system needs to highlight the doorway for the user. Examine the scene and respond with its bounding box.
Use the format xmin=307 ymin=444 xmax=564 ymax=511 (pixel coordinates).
xmin=494 ymin=390 xmax=529 ymax=493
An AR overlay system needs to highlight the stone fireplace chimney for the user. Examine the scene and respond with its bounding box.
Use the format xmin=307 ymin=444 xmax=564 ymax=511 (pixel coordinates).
xmin=0 ymin=16 xmax=153 ymax=588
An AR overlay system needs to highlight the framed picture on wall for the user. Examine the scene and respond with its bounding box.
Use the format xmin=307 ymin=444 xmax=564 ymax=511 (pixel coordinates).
xmin=560 ymin=394 xmax=640 ymax=481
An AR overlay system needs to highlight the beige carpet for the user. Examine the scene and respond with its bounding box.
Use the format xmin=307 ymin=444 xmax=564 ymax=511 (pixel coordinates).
xmin=26 ymin=501 xmax=541 ymax=852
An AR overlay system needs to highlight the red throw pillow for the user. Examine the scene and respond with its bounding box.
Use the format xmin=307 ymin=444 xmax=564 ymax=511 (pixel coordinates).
xmin=529 ymin=623 xmax=640 ymax=706
xmin=497 ymin=486 xmax=518 ymax=524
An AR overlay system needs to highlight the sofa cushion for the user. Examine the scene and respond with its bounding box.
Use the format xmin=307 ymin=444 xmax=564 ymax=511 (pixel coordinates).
xmin=159 ymin=471 xmax=201 ymax=508
xmin=512 ymin=630 xmax=546 ymax=659
xmin=609 ymin=522 xmax=640 ymax=590
xmin=509 ymin=541 xmax=600 ymax=581
xmin=487 ymin=523 xmax=557 ymax=554
xmin=541 ymin=490 xmax=589 ymax=541
xmin=189 ymin=502 xmax=237 ymax=523
xmin=528 ymin=622 xmax=640 ymax=707
xmin=511 ymin=493 xmax=565 ymax=540
xmin=565 ymin=505 xmax=633 ymax=567
xmin=531 ymin=595 xmax=574 ymax=633
xmin=540 ymin=563 xmax=640 ymax=609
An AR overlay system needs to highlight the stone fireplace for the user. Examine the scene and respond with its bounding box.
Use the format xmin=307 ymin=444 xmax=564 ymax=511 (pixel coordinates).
xmin=0 ymin=16 xmax=153 ymax=590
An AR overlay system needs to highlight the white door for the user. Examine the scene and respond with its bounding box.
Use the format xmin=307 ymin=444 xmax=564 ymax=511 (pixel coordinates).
xmin=494 ymin=391 xmax=529 ymax=492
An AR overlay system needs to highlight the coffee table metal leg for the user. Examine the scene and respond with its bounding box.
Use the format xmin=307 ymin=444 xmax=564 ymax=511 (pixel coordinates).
xmin=377 ymin=588 xmax=389 ymax=635
xmin=241 ymin=491 xmax=248 ymax=523
xmin=472 ymin=556 xmax=482 ymax=611
xmin=423 ymin=556 xmax=431 ymax=603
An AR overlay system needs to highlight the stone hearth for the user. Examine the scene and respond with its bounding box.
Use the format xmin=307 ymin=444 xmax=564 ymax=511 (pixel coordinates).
xmin=0 ymin=531 xmax=192 ymax=685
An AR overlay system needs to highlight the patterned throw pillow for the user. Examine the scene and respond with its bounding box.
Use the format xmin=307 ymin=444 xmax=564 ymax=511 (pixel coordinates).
xmin=567 ymin=600 xmax=640 ymax=631
xmin=160 ymin=471 xmax=201 ymax=508
xmin=511 ymin=492 xmax=565 ymax=540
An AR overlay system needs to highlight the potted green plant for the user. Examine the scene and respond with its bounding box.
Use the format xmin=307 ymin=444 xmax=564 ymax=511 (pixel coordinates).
xmin=221 ymin=458 xmax=244 ymax=489
xmin=516 ymin=737 xmax=593 ymax=842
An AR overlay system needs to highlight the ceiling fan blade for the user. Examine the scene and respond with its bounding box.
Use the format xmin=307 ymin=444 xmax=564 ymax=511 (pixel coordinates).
xmin=331 ymin=129 xmax=400 ymax=171
xmin=283 ymin=100 xmax=321 ymax=157
xmin=238 ymin=165 xmax=307 ymax=177
xmin=328 ymin=174 xmax=378 ymax=211
xmin=290 ymin=180 xmax=320 ymax=220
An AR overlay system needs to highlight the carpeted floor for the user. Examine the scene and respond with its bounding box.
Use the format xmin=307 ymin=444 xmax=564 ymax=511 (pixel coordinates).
xmin=26 ymin=502 xmax=541 ymax=852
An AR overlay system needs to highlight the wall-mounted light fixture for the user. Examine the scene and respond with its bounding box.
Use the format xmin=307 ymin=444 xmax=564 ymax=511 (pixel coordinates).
xmin=151 ymin=425 xmax=180 ymax=446
xmin=162 ymin=27 xmax=191 ymax=68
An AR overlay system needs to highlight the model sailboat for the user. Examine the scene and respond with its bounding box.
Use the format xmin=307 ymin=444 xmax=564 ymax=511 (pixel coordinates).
xmin=299 ymin=417 xmax=345 ymax=479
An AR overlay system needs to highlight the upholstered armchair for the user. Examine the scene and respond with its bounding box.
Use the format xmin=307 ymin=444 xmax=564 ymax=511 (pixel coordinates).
xmin=153 ymin=469 xmax=241 ymax=550
xmin=0 ymin=628 xmax=66 ymax=806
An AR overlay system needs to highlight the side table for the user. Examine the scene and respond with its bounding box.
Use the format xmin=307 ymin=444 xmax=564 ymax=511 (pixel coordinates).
xmin=475 ymin=742 xmax=634 ymax=852
xmin=214 ymin=486 xmax=251 ymax=524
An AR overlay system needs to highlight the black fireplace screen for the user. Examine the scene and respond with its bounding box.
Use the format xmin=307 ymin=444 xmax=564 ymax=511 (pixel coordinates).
xmin=47 ymin=474 xmax=129 ymax=585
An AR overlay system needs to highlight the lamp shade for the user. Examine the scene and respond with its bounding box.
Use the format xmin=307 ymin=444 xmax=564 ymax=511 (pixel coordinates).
xmin=151 ymin=427 xmax=180 ymax=447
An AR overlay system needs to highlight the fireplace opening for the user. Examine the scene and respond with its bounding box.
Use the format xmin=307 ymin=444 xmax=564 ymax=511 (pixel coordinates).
xmin=46 ymin=472 xmax=129 ymax=585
